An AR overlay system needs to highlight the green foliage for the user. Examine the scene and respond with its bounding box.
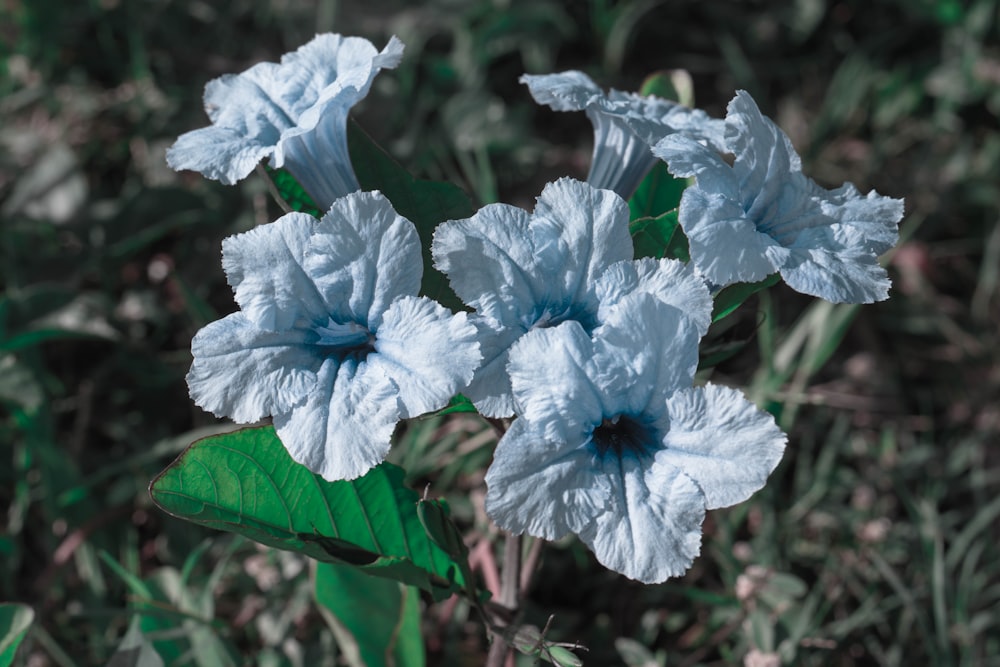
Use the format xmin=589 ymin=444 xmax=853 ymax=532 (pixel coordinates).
xmin=0 ymin=604 xmax=33 ymax=667
xmin=712 ymin=275 xmax=782 ymax=323
xmin=150 ymin=426 xmax=470 ymax=601
xmin=629 ymin=210 xmax=690 ymax=262
xmin=314 ymin=563 xmax=424 ymax=667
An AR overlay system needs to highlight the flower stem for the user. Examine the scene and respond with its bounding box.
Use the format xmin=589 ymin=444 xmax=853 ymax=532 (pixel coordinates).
xmin=486 ymin=532 xmax=523 ymax=667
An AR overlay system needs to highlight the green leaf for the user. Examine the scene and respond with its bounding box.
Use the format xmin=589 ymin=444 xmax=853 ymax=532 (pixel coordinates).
xmin=628 ymin=163 xmax=689 ymax=222
xmin=314 ymin=562 xmax=425 ymax=667
xmin=106 ymin=616 xmax=165 ymax=667
xmin=149 ymin=426 xmax=467 ymax=600
xmin=629 ymin=210 xmax=689 ymax=261
xmin=347 ymin=121 xmax=475 ymax=312
xmin=711 ymin=274 xmax=781 ymax=323
xmin=416 ymin=496 xmax=484 ymax=602
xmin=264 ymin=167 xmax=322 ymax=217
xmin=0 ymin=603 xmax=34 ymax=667
xmin=432 ymin=394 xmax=478 ymax=416
xmin=638 ymin=69 xmax=694 ymax=105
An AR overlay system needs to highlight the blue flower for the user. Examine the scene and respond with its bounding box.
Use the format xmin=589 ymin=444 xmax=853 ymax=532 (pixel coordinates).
xmin=520 ymin=71 xmax=725 ymax=199
xmin=653 ymin=90 xmax=904 ymax=303
xmin=432 ymin=177 xmax=712 ymax=417
xmin=167 ymin=34 xmax=404 ymax=211
xmin=186 ymin=191 xmax=479 ymax=481
xmin=484 ymin=297 xmax=786 ymax=583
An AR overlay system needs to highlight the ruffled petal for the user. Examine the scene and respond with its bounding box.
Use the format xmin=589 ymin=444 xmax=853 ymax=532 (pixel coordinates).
xmin=652 ymin=133 xmax=739 ymax=197
xmin=819 ymin=183 xmax=903 ymax=257
xmin=679 ymin=188 xmax=789 ymax=286
xmin=658 ymin=384 xmax=786 ymax=510
xmin=604 ymin=89 xmax=727 ymax=150
xmin=186 ymin=313 xmax=320 ymax=423
xmin=507 ymin=322 xmax=609 ymax=433
xmin=275 ymin=355 xmax=402 ymax=481
xmin=595 ymin=258 xmax=713 ymax=337
xmin=221 ymin=212 xmax=329 ymax=331
xmin=166 ymin=125 xmax=279 ymax=186
xmin=779 ymin=240 xmax=891 ymax=303
xmin=519 ymin=70 xmax=602 ymax=111
xmin=592 ymin=295 xmax=701 ymax=415
xmin=579 ymin=458 xmax=705 ymax=583
xmin=451 ymin=315 xmax=521 ymax=418
xmin=305 ymin=191 xmax=422 ymax=329
xmin=433 ymin=177 xmax=632 ymax=330
xmin=485 ymin=417 xmax=613 ymax=541
xmin=368 ymin=296 xmax=480 ymax=417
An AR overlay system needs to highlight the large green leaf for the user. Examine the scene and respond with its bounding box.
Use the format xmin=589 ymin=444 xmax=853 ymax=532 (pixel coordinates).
xmin=629 ymin=210 xmax=689 ymax=262
xmin=347 ymin=121 xmax=475 ymax=312
xmin=0 ymin=604 xmax=33 ymax=667
xmin=314 ymin=562 xmax=424 ymax=667
xmin=149 ymin=426 xmax=467 ymax=600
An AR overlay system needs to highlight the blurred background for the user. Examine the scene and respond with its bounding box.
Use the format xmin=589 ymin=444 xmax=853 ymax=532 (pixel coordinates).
xmin=2 ymin=0 xmax=998 ymax=665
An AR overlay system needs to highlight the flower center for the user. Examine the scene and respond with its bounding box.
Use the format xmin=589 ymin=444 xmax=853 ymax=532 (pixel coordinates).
xmin=531 ymin=302 xmax=598 ymax=334
xmin=314 ymin=319 xmax=375 ymax=356
xmin=591 ymin=414 xmax=654 ymax=460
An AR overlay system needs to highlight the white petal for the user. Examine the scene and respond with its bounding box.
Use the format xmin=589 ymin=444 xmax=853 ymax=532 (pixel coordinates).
xmin=653 ymin=133 xmax=739 ymax=196
xmin=519 ymin=71 xmax=602 ymax=111
xmin=187 ymin=313 xmax=319 ymax=423
xmin=679 ymin=188 xmax=789 ymax=286
xmin=458 ymin=316 xmax=521 ymax=418
xmin=433 ymin=178 xmax=632 ymax=338
xmin=579 ymin=459 xmax=705 ymax=583
xmin=585 ymin=109 xmax=659 ymax=199
xmin=659 ymin=384 xmax=786 ymax=509
xmin=508 ymin=322 xmax=608 ymax=434
xmin=485 ymin=418 xmax=612 ymax=540
xmin=592 ymin=295 xmax=701 ymax=415
xmin=595 ymin=258 xmax=713 ymax=337
xmin=780 ymin=242 xmax=891 ymax=303
xmin=275 ymin=355 xmax=402 ymax=481
xmin=368 ymin=296 xmax=480 ymax=417
xmin=305 ymin=191 xmax=422 ymax=329
xmin=166 ymin=124 xmax=278 ymax=186
xmin=221 ymin=212 xmax=328 ymax=331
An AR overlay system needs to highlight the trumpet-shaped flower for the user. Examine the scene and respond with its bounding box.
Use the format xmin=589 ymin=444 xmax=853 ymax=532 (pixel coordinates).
xmin=167 ymin=34 xmax=404 ymax=210
xmin=653 ymin=90 xmax=903 ymax=303
xmin=432 ymin=177 xmax=711 ymax=417
xmin=186 ymin=191 xmax=479 ymax=481
xmin=521 ymin=71 xmax=725 ymax=199
xmin=485 ymin=297 xmax=786 ymax=583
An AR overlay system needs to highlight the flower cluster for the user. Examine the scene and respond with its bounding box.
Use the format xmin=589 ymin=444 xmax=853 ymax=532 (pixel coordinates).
xmin=172 ymin=34 xmax=902 ymax=582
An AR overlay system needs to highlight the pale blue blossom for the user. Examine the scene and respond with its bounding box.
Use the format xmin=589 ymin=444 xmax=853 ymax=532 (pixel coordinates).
xmin=432 ymin=177 xmax=712 ymax=417
xmin=167 ymin=34 xmax=404 ymax=210
xmin=186 ymin=191 xmax=479 ymax=481
xmin=653 ymin=90 xmax=904 ymax=303
xmin=520 ymin=71 xmax=725 ymax=199
xmin=484 ymin=297 xmax=786 ymax=583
